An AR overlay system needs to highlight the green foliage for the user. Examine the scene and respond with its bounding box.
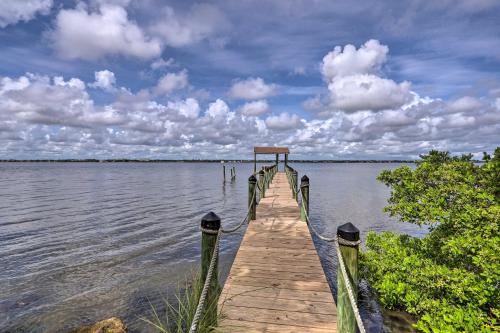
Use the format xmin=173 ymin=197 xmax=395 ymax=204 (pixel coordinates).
xmin=361 ymin=148 xmax=500 ymax=332
xmin=140 ymin=272 xmax=219 ymax=333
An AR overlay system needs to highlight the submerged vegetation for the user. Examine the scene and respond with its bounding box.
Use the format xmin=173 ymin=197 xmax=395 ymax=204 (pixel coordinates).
xmin=141 ymin=273 xmax=219 ymax=333
xmin=361 ymin=149 xmax=500 ymax=332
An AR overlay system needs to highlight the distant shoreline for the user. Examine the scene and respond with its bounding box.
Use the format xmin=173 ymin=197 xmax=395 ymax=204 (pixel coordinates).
xmin=0 ymin=159 xmax=417 ymax=163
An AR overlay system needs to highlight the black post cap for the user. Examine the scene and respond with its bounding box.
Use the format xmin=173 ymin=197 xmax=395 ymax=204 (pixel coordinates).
xmin=337 ymin=222 xmax=359 ymax=242
xmin=301 ymin=175 xmax=309 ymax=183
xmin=201 ymin=211 xmax=221 ymax=230
xmin=248 ymin=175 xmax=257 ymax=182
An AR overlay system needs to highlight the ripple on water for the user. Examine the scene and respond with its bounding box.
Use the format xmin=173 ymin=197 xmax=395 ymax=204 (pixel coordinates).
xmin=1 ymin=162 xmax=421 ymax=332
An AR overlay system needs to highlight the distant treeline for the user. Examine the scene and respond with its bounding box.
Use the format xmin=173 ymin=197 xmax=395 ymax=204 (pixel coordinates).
xmin=0 ymin=159 xmax=418 ymax=163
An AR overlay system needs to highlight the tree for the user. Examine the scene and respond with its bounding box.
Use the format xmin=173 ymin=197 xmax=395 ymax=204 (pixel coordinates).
xmin=361 ymin=148 xmax=500 ymax=332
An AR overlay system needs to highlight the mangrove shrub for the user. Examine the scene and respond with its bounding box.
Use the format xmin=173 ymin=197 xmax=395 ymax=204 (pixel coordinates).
xmin=361 ymin=149 xmax=500 ymax=332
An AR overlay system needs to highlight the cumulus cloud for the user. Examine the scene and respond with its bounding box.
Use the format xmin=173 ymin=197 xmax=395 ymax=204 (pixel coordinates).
xmin=447 ymin=96 xmax=482 ymax=113
xmin=319 ymin=40 xmax=412 ymax=112
xmin=229 ymin=77 xmax=277 ymax=100
xmin=150 ymin=58 xmax=175 ymax=70
xmin=167 ymin=98 xmax=200 ymax=119
xmin=154 ymin=70 xmax=188 ymax=95
xmin=321 ymin=39 xmax=388 ymax=81
xmin=50 ymin=4 xmax=162 ymax=60
xmin=238 ymin=100 xmax=270 ymax=116
xmin=328 ymin=74 xmax=412 ymax=112
xmin=265 ymin=112 xmax=302 ymax=130
xmin=90 ymin=70 xmax=116 ymax=91
xmin=0 ymin=0 xmax=52 ymax=27
xmin=150 ymin=4 xmax=228 ymax=47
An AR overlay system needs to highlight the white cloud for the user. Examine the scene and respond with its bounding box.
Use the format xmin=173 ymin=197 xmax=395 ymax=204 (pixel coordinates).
xmin=167 ymin=98 xmax=199 ymax=119
xmin=321 ymin=39 xmax=388 ymax=81
xmin=51 ymin=4 xmax=162 ymax=60
xmin=238 ymin=100 xmax=270 ymax=116
xmin=150 ymin=58 xmax=175 ymax=70
xmin=447 ymin=96 xmax=482 ymax=113
xmin=150 ymin=4 xmax=228 ymax=47
xmin=0 ymin=0 xmax=52 ymax=27
xmin=229 ymin=77 xmax=277 ymax=100
xmin=154 ymin=70 xmax=188 ymax=95
xmin=328 ymin=74 xmax=412 ymax=112
xmin=265 ymin=112 xmax=302 ymax=130
xmin=320 ymin=40 xmax=412 ymax=112
xmin=90 ymin=70 xmax=116 ymax=91
xmin=206 ymin=99 xmax=230 ymax=118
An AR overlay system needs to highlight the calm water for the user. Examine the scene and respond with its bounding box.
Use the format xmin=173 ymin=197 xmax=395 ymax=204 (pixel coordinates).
xmin=0 ymin=162 xmax=425 ymax=332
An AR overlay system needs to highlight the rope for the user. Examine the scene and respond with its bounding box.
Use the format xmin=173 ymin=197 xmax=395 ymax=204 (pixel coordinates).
xmin=335 ymin=240 xmax=366 ymax=333
xmin=295 ymin=186 xmax=365 ymax=332
xmin=220 ymin=185 xmax=257 ymax=234
xmin=190 ymin=171 xmax=274 ymax=332
xmin=189 ymin=230 xmax=221 ymax=333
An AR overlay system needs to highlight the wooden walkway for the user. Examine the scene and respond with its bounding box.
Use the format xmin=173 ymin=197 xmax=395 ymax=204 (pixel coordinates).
xmin=217 ymin=172 xmax=337 ymax=332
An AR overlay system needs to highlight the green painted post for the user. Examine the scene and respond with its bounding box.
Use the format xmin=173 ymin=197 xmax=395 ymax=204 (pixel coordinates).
xmin=337 ymin=223 xmax=360 ymax=333
xmin=292 ymin=170 xmax=298 ymax=201
xmin=248 ymin=175 xmax=257 ymax=220
xmin=300 ymin=175 xmax=309 ymax=222
xmin=200 ymin=212 xmax=221 ymax=327
xmin=259 ymin=170 xmax=265 ymax=198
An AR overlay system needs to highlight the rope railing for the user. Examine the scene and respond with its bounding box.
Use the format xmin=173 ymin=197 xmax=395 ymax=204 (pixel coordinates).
xmin=189 ymin=167 xmax=277 ymax=333
xmin=292 ymin=176 xmax=366 ymax=333
xmin=189 ymin=229 xmax=220 ymax=333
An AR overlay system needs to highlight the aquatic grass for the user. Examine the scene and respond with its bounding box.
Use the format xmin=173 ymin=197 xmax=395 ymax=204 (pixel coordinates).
xmin=140 ymin=272 xmax=221 ymax=333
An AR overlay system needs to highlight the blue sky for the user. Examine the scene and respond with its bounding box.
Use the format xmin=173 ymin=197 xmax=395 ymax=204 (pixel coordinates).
xmin=0 ymin=0 xmax=499 ymax=159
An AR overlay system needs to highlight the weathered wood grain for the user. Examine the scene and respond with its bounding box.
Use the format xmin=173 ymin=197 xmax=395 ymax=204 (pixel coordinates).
xmin=218 ymin=172 xmax=337 ymax=332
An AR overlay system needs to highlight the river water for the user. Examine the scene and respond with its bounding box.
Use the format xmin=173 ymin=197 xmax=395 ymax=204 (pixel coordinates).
xmin=0 ymin=162 xmax=425 ymax=332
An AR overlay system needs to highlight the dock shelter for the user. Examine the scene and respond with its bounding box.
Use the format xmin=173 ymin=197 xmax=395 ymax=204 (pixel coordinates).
xmin=253 ymin=146 xmax=290 ymax=172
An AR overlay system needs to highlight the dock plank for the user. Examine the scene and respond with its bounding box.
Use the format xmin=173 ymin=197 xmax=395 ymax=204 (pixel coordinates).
xmin=218 ymin=171 xmax=337 ymax=332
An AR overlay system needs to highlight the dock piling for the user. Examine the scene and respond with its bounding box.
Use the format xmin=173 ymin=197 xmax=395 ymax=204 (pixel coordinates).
xmin=292 ymin=170 xmax=298 ymax=201
xmin=223 ymin=165 xmax=226 ymax=183
xmin=337 ymin=222 xmax=360 ymax=333
xmin=259 ymin=170 xmax=265 ymax=198
xmin=300 ymin=175 xmax=309 ymax=222
xmin=200 ymin=212 xmax=221 ymax=327
xmin=248 ymin=175 xmax=257 ymax=220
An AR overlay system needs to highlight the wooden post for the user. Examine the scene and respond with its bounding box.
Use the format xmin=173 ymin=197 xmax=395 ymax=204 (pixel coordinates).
xmin=259 ymin=170 xmax=265 ymax=198
xmin=300 ymin=175 xmax=309 ymax=222
xmin=275 ymin=153 xmax=279 ymax=168
xmin=223 ymin=165 xmax=226 ymax=183
xmin=200 ymin=212 xmax=221 ymax=327
xmin=254 ymin=153 xmax=257 ymax=173
xmin=233 ymin=166 xmax=236 ymax=179
xmin=248 ymin=175 xmax=257 ymax=220
xmin=284 ymin=153 xmax=288 ymax=171
xmin=292 ymin=170 xmax=298 ymax=201
xmin=337 ymin=223 xmax=360 ymax=333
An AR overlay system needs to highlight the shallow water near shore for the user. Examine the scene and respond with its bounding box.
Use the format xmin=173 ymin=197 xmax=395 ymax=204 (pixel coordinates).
xmin=0 ymin=162 xmax=425 ymax=332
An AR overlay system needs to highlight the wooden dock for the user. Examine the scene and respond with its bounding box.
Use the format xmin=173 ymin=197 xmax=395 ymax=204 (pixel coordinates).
xmin=217 ymin=172 xmax=337 ymax=332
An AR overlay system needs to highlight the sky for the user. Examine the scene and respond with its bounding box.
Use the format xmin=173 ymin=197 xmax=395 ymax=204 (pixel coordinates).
xmin=0 ymin=0 xmax=499 ymax=160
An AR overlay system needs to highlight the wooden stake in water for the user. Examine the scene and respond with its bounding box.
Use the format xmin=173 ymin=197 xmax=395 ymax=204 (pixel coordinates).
xmin=223 ymin=165 xmax=226 ymax=183
xmin=200 ymin=212 xmax=221 ymax=327
xmin=337 ymin=222 xmax=360 ymax=333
